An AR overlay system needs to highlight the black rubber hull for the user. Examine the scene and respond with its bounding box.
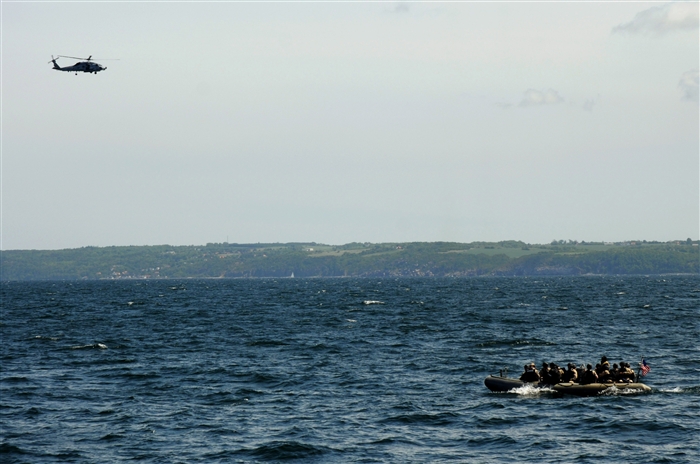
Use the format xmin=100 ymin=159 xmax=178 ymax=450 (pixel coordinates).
xmin=484 ymin=375 xmax=651 ymax=397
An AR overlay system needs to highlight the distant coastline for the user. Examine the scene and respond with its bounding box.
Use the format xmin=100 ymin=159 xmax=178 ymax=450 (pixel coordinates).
xmin=1 ymin=240 xmax=698 ymax=280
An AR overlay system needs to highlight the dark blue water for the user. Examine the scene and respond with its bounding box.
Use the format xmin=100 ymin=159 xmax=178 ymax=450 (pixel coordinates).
xmin=2 ymin=276 xmax=698 ymax=463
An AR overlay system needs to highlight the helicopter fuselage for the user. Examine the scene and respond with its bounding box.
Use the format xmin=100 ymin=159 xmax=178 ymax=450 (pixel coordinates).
xmin=52 ymin=60 xmax=106 ymax=74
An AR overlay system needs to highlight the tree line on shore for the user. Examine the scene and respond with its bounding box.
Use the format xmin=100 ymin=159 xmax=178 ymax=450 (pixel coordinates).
xmin=1 ymin=241 xmax=698 ymax=280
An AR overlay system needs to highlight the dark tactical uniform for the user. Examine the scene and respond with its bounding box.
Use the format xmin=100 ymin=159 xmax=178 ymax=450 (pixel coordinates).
xmin=520 ymin=365 xmax=541 ymax=383
xmin=580 ymin=365 xmax=598 ymax=385
xmin=539 ymin=363 xmax=551 ymax=384
xmin=562 ymin=364 xmax=578 ymax=383
xmin=548 ymin=363 xmax=563 ymax=384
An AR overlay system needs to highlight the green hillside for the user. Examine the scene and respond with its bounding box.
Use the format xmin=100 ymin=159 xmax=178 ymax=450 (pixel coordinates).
xmin=1 ymin=240 xmax=697 ymax=280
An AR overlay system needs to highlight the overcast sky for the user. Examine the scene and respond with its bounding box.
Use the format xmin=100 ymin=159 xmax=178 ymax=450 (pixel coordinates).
xmin=2 ymin=1 xmax=698 ymax=250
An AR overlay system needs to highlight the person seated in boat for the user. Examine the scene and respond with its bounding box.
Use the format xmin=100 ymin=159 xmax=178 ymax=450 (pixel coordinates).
xmin=520 ymin=364 xmax=540 ymax=383
xmin=595 ymin=363 xmax=605 ymax=376
xmin=548 ymin=362 xmax=563 ymax=384
xmin=561 ymin=363 xmax=578 ymax=383
xmin=597 ymin=364 xmax=613 ymax=383
xmin=611 ymin=363 xmax=620 ymax=381
xmin=539 ymin=362 xmax=551 ymax=383
xmin=618 ymin=362 xmax=635 ymax=382
xmin=519 ymin=364 xmax=528 ymax=381
xmin=600 ymin=355 xmax=610 ymax=370
xmin=556 ymin=363 xmax=565 ymax=377
xmin=580 ymin=364 xmax=598 ymax=385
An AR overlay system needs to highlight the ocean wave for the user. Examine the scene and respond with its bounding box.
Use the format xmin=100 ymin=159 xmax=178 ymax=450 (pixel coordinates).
xmin=121 ymin=372 xmax=160 ymax=380
xmin=25 ymin=407 xmax=42 ymax=416
xmin=363 ymin=300 xmax=384 ymax=305
xmin=475 ymin=338 xmax=555 ymax=348
xmin=657 ymin=386 xmax=700 ymax=394
xmin=202 ymin=390 xmax=249 ymax=406
xmin=0 ymin=442 xmax=28 ymax=456
xmin=70 ymin=343 xmax=108 ymax=350
xmin=235 ymin=388 xmax=265 ymax=396
xmin=380 ymin=412 xmax=459 ymax=426
xmin=32 ymin=335 xmax=60 ymax=341
xmin=466 ymin=436 xmax=518 ymax=446
xmin=0 ymin=376 xmax=30 ymax=383
xmin=235 ymin=371 xmax=281 ymax=386
xmin=246 ymin=339 xmax=288 ymax=347
xmin=366 ymin=436 xmax=421 ymax=446
xmin=242 ymin=441 xmax=328 ymax=460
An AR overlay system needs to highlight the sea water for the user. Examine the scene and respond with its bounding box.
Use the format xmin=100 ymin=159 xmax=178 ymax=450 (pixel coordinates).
xmin=1 ymin=276 xmax=698 ymax=463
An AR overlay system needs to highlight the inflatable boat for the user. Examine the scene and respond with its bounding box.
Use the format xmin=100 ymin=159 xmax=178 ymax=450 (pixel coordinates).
xmin=484 ymin=375 xmax=651 ymax=397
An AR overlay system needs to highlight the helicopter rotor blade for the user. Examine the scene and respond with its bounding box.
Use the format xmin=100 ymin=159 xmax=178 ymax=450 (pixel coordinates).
xmin=56 ymin=55 xmax=119 ymax=61
xmin=47 ymin=55 xmax=58 ymax=63
xmin=57 ymin=55 xmax=87 ymax=61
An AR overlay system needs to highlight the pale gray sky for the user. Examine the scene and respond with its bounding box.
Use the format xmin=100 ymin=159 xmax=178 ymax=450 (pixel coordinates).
xmin=2 ymin=1 xmax=698 ymax=250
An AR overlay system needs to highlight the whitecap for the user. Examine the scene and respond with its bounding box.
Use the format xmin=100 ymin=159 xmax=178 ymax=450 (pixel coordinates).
xmin=71 ymin=345 xmax=93 ymax=350
xmin=346 ymin=319 xmax=357 ymax=323
xmin=71 ymin=343 xmax=107 ymax=350
xmin=659 ymin=387 xmax=684 ymax=393
xmin=363 ymin=300 xmax=384 ymax=305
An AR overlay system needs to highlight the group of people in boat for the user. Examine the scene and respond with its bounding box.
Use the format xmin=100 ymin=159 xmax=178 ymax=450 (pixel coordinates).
xmin=519 ymin=356 xmax=637 ymax=385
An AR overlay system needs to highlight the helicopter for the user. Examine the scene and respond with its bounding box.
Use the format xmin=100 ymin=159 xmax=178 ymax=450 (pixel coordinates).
xmin=48 ymin=55 xmax=114 ymax=74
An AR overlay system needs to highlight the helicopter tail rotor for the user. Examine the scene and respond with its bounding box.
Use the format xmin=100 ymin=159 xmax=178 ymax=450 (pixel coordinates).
xmin=48 ymin=55 xmax=61 ymax=69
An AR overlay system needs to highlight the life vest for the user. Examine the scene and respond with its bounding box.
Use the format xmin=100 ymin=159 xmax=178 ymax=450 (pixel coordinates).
xmin=520 ymin=371 xmax=540 ymax=383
